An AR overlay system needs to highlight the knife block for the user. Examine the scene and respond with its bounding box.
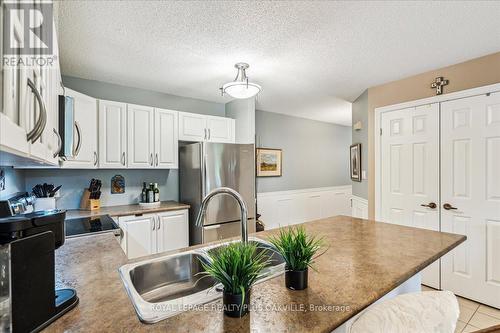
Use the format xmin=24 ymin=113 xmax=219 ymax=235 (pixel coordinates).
xmin=79 ymin=188 xmax=101 ymax=211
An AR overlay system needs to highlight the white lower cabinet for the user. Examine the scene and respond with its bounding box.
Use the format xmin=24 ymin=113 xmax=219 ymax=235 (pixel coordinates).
xmin=118 ymin=209 xmax=188 ymax=259
xmin=156 ymin=211 xmax=189 ymax=253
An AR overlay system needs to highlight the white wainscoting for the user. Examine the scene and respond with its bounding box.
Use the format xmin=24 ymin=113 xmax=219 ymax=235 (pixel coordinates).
xmin=257 ymin=186 xmax=352 ymax=230
xmin=351 ymin=195 xmax=369 ymax=219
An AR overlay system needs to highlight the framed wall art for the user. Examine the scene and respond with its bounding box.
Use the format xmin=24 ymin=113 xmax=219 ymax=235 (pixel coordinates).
xmin=256 ymin=148 xmax=282 ymax=177
xmin=350 ymin=143 xmax=361 ymax=182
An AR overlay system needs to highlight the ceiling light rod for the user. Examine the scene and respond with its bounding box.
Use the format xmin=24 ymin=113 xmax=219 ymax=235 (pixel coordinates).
xmin=220 ymin=62 xmax=261 ymax=99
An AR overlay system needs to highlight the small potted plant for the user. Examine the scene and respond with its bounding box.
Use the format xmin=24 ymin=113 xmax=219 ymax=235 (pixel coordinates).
xmin=268 ymin=226 xmax=324 ymax=290
xmin=200 ymin=242 xmax=268 ymax=318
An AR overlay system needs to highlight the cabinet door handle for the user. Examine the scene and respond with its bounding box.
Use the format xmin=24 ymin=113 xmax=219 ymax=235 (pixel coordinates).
xmin=208 ymin=128 xmax=211 ymax=140
xmin=150 ymin=153 xmax=153 ymax=166
xmin=204 ymin=128 xmax=207 ymax=140
xmin=152 ymin=219 xmax=156 ymax=230
xmin=121 ymin=152 xmax=126 ymax=166
xmin=93 ymin=151 xmax=98 ymax=166
xmin=26 ymin=78 xmax=47 ymax=143
xmin=157 ymin=219 xmax=160 ymax=230
xmin=73 ymin=121 xmax=82 ymax=157
xmin=53 ymin=128 xmax=62 ymax=158
xmin=155 ymin=153 xmax=158 ymax=167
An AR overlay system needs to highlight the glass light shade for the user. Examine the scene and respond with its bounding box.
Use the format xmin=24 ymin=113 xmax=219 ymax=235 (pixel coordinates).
xmin=222 ymin=81 xmax=261 ymax=99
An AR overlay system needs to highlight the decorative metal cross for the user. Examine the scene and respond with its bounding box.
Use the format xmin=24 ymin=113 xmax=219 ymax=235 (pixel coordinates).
xmin=430 ymin=77 xmax=449 ymax=95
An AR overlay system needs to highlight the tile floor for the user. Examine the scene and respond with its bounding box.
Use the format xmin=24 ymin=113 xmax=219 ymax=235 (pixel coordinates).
xmin=421 ymin=285 xmax=500 ymax=333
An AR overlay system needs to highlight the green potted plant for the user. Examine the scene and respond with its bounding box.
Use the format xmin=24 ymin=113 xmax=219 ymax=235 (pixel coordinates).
xmin=200 ymin=242 xmax=268 ymax=318
xmin=268 ymin=226 xmax=324 ymax=290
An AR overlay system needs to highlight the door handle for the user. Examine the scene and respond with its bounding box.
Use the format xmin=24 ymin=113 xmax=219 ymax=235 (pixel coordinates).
xmin=122 ymin=152 xmax=126 ymax=166
xmin=73 ymin=121 xmax=82 ymax=157
xmin=157 ymin=219 xmax=160 ymax=230
xmin=204 ymin=128 xmax=207 ymax=140
xmin=26 ymin=78 xmax=47 ymax=143
xmin=93 ymin=151 xmax=98 ymax=166
xmin=204 ymin=224 xmax=221 ymax=230
xmin=53 ymin=128 xmax=62 ymax=158
xmin=443 ymin=203 xmax=458 ymax=210
xmin=208 ymin=128 xmax=211 ymax=140
xmin=155 ymin=153 xmax=158 ymax=167
xmin=420 ymin=202 xmax=437 ymax=209
xmin=150 ymin=153 xmax=153 ymax=166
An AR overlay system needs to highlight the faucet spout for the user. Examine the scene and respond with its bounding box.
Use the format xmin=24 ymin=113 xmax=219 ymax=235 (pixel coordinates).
xmin=195 ymin=187 xmax=249 ymax=244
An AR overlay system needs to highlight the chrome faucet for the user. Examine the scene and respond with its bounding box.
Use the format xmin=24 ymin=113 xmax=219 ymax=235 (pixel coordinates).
xmin=195 ymin=187 xmax=248 ymax=244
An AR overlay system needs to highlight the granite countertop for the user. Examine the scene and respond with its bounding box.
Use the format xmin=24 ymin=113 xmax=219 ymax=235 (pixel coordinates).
xmin=44 ymin=216 xmax=465 ymax=333
xmin=65 ymin=201 xmax=190 ymax=219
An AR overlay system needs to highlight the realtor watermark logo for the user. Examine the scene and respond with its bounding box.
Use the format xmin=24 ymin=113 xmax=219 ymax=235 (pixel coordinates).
xmin=2 ymin=1 xmax=55 ymax=67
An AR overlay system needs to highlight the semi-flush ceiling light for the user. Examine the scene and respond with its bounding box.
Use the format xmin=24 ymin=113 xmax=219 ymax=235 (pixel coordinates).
xmin=220 ymin=62 xmax=261 ymax=99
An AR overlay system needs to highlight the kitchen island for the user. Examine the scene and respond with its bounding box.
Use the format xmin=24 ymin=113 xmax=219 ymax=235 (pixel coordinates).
xmin=44 ymin=216 xmax=465 ymax=333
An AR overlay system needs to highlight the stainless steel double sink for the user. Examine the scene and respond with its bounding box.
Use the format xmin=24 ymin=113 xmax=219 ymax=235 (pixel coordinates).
xmin=119 ymin=237 xmax=285 ymax=323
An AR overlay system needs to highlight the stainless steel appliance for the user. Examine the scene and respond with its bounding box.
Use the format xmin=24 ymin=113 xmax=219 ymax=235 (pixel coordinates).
xmin=58 ymin=94 xmax=80 ymax=159
xmin=65 ymin=215 xmax=120 ymax=238
xmin=179 ymin=142 xmax=256 ymax=245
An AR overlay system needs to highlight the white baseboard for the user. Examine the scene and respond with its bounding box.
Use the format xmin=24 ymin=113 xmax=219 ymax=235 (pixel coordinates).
xmin=257 ymin=185 xmax=352 ymax=230
xmin=351 ymin=195 xmax=368 ymax=219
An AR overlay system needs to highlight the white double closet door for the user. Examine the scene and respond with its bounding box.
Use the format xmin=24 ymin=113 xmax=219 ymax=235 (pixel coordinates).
xmin=380 ymin=91 xmax=500 ymax=308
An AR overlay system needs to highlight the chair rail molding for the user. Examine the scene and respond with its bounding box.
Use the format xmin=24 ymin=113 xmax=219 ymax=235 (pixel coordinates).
xmin=351 ymin=195 xmax=369 ymax=219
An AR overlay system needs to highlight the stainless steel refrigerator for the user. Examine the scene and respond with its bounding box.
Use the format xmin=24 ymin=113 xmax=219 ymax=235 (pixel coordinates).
xmin=179 ymin=142 xmax=256 ymax=245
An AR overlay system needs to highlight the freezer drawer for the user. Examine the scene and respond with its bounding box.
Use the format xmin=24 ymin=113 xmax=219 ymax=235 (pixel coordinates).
xmin=203 ymin=219 xmax=256 ymax=243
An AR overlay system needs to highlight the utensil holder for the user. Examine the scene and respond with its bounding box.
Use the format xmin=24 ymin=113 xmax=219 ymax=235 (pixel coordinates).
xmin=34 ymin=197 xmax=56 ymax=211
xmin=80 ymin=188 xmax=101 ymax=211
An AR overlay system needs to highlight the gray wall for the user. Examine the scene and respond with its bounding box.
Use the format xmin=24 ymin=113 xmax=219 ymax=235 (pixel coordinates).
xmin=62 ymin=76 xmax=225 ymax=116
xmin=351 ymin=90 xmax=368 ymax=199
xmin=23 ymin=169 xmax=178 ymax=209
xmin=256 ymin=111 xmax=351 ymax=193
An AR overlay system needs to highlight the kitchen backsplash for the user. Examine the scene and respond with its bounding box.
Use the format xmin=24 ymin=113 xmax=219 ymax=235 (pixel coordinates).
xmin=0 ymin=168 xmax=26 ymax=198
xmin=23 ymin=169 xmax=178 ymax=209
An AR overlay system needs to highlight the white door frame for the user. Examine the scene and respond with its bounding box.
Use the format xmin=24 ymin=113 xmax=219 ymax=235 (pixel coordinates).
xmin=374 ymin=82 xmax=500 ymax=221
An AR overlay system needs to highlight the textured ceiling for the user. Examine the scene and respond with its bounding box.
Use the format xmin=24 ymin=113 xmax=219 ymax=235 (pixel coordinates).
xmin=57 ymin=1 xmax=500 ymax=126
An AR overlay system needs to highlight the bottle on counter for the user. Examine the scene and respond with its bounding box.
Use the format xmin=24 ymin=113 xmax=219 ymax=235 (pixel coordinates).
xmin=141 ymin=182 xmax=147 ymax=203
xmin=153 ymin=183 xmax=160 ymax=202
xmin=147 ymin=183 xmax=154 ymax=203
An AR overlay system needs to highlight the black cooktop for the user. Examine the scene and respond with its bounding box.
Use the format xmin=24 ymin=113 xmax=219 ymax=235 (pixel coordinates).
xmin=65 ymin=215 xmax=119 ymax=238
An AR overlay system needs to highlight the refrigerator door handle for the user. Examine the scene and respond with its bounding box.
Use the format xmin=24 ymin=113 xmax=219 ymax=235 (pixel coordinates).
xmin=204 ymin=224 xmax=221 ymax=230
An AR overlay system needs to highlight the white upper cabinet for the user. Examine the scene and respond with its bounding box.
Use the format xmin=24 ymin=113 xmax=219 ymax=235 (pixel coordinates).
xmin=127 ymin=104 xmax=154 ymax=168
xmin=178 ymin=112 xmax=235 ymax=143
xmin=206 ymin=115 xmax=235 ymax=143
xmin=154 ymin=108 xmax=178 ymax=169
xmin=178 ymin=112 xmax=207 ymax=141
xmin=1 ymin=12 xmax=61 ymax=166
xmin=99 ymin=100 xmax=127 ymax=168
xmin=61 ymin=89 xmax=98 ymax=169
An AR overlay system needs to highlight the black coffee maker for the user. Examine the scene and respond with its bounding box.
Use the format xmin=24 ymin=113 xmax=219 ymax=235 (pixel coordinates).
xmin=0 ymin=193 xmax=78 ymax=332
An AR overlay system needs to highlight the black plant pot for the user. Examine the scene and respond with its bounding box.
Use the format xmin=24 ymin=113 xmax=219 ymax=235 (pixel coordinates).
xmin=285 ymin=268 xmax=308 ymax=290
xmin=222 ymin=289 xmax=251 ymax=318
